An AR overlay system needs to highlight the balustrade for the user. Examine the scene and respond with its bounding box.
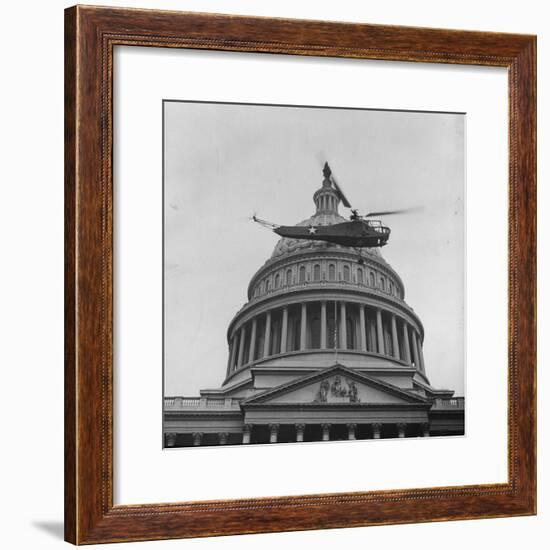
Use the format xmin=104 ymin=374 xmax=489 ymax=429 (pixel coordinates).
xmin=164 ymin=397 xmax=240 ymax=409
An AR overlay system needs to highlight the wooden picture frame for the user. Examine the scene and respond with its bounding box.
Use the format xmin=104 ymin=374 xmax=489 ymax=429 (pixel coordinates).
xmin=64 ymin=5 xmax=536 ymax=544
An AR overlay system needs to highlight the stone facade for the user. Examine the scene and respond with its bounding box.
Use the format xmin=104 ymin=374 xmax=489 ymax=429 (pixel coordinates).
xmin=164 ymin=168 xmax=464 ymax=447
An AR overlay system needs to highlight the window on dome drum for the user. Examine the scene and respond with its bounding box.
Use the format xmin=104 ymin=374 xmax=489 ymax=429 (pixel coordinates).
xmin=346 ymin=315 xmax=356 ymax=350
xmin=270 ymin=310 xmax=282 ymax=355
xmin=398 ymin=320 xmax=407 ymax=359
xmin=299 ymin=265 xmax=306 ymax=283
xmin=232 ymin=334 xmax=241 ymax=371
xmin=383 ymin=314 xmax=393 ymax=357
xmin=254 ymin=316 xmax=266 ymax=361
xmin=308 ymin=303 xmax=322 ymax=349
xmin=371 ymin=311 xmax=380 ymax=352
xmin=380 ymin=277 xmax=386 ymax=291
xmin=343 ymin=265 xmax=350 ymax=282
xmin=313 ymin=264 xmax=321 ymax=281
xmin=369 ymin=272 xmax=375 ymax=287
xmin=286 ymin=304 xmax=302 ymax=352
xmin=243 ymin=325 xmax=251 ymax=364
xmin=328 ymin=264 xmax=336 ymax=281
xmin=265 ymin=279 xmax=271 ymax=292
xmin=286 ymin=269 xmax=292 ymax=286
xmin=274 ymin=273 xmax=280 ymax=288
xmin=409 ymin=328 xmax=417 ymax=366
xmin=357 ymin=267 xmax=363 ymax=284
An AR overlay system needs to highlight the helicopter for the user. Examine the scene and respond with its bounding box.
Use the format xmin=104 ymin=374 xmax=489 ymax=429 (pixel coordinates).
xmin=252 ymin=162 xmax=419 ymax=249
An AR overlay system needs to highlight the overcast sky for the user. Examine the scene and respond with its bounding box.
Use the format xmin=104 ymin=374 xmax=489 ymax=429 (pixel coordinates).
xmin=164 ymin=101 xmax=464 ymax=396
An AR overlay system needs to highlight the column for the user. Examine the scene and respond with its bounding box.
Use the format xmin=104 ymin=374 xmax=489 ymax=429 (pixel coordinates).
xmin=248 ymin=318 xmax=257 ymax=363
xmin=192 ymin=432 xmax=203 ymax=446
xmin=295 ymin=423 xmax=306 ymax=442
xmin=376 ymin=309 xmax=385 ymax=355
xmin=347 ymin=423 xmax=357 ymax=440
xmin=340 ymin=302 xmax=347 ymax=349
xmin=421 ymin=423 xmax=430 ymax=437
xmin=411 ymin=329 xmax=420 ymax=369
xmin=237 ymin=326 xmax=246 ymax=368
xmin=227 ymin=334 xmax=237 ymax=375
xmin=300 ymin=303 xmax=307 ymax=350
xmin=242 ymin=424 xmax=252 ymax=444
xmin=397 ymin=423 xmax=406 ymax=438
xmin=263 ymin=311 xmax=272 ymax=358
xmin=359 ymin=305 xmax=367 ymax=352
xmin=320 ymin=301 xmax=327 ymax=349
xmin=391 ymin=314 xmax=399 ymax=359
xmin=165 ymin=432 xmax=177 ymax=447
xmin=321 ymin=423 xmax=331 ymax=441
xmin=402 ymin=321 xmax=411 ymax=364
xmin=280 ymin=307 xmax=288 ymax=353
xmin=269 ymin=423 xmax=279 ymax=443
xmin=218 ymin=432 xmax=229 ymax=445
xmin=372 ymin=423 xmax=382 ymax=439
xmin=418 ymin=336 xmax=426 ymax=373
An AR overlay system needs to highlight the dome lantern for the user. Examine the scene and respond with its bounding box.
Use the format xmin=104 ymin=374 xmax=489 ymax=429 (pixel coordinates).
xmin=313 ymin=162 xmax=341 ymax=215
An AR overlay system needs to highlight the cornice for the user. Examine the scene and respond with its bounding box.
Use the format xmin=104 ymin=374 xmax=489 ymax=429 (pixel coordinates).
xmin=242 ymin=402 xmax=431 ymax=410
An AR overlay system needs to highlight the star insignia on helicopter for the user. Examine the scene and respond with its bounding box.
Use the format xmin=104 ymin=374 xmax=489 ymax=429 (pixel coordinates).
xmin=308 ymin=226 xmax=317 ymax=234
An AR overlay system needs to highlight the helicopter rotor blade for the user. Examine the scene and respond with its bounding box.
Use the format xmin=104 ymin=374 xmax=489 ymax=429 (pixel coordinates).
xmin=323 ymin=162 xmax=352 ymax=208
xmin=365 ymin=206 xmax=424 ymax=217
xmin=331 ymin=176 xmax=352 ymax=208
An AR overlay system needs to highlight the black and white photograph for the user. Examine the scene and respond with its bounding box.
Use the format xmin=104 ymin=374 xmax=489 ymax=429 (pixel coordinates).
xmin=163 ymin=100 xmax=465 ymax=448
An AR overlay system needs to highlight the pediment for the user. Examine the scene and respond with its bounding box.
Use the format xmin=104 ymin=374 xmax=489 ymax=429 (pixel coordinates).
xmin=244 ymin=365 xmax=426 ymax=406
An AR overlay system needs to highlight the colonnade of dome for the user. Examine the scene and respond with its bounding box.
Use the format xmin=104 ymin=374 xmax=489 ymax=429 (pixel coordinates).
xmin=226 ymin=297 xmax=425 ymax=377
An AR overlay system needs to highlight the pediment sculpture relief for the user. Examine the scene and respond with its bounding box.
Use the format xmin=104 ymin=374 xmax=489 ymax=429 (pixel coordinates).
xmin=314 ymin=375 xmax=360 ymax=403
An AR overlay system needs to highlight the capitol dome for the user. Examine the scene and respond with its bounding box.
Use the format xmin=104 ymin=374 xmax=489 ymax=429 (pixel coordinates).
xmin=224 ymin=166 xmax=429 ymax=391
